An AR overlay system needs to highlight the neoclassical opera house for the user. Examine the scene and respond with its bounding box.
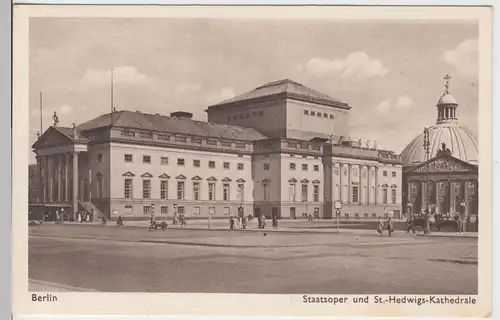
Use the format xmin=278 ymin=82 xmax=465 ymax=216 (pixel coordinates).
xmin=400 ymin=77 xmax=479 ymax=217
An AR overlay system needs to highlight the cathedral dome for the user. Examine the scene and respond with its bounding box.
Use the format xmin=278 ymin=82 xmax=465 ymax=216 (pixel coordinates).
xmin=400 ymin=123 xmax=478 ymax=164
xmin=400 ymin=74 xmax=478 ymax=165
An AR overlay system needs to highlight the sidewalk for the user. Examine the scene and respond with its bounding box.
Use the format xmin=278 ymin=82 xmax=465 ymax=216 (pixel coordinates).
xmin=29 ymin=279 xmax=97 ymax=292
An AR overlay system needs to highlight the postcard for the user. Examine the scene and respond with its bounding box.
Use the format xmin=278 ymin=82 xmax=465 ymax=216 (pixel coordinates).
xmin=12 ymin=4 xmax=492 ymax=317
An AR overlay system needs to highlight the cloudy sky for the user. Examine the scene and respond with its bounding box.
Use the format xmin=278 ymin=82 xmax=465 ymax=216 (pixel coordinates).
xmin=29 ymin=18 xmax=478 ymax=163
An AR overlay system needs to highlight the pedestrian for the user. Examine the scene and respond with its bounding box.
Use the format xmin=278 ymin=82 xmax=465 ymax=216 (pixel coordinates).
xmin=55 ymin=210 xmax=60 ymax=224
xmin=387 ymin=217 xmax=393 ymax=237
xmin=229 ymin=216 xmax=234 ymax=231
xmin=454 ymin=213 xmax=461 ymax=234
xmin=180 ymin=215 xmax=187 ymax=228
xmin=272 ymin=216 xmax=278 ymax=229
xmin=235 ymin=216 xmax=241 ymax=230
xmin=406 ymin=214 xmax=415 ymax=234
xmin=377 ymin=217 xmax=384 ymax=236
xmin=241 ymin=216 xmax=247 ymax=230
xmin=307 ymin=214 xmax=314 ymax=224
xmin=208 ymin=214 xmax=212 ymax=229
xmin=435 ymin=212 xmax=441 ymax=232
xmin=259 ymin=214 xmax=266 ymax=229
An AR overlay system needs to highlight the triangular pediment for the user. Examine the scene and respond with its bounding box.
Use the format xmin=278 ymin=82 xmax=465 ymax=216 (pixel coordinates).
xmin=192 ymin=175 xmax=202 ymax=181
xmin=300 ymin=178 xmax=309 ymax=183
xmin=32 ymin=126 xmax=75 ymax=149
xmin=207 ymin=176 xmax=217 ymax=181
xmin=288 ymin=178 xmax=297 ymax=183
xmin=410 ymin=153 xmax=477 ymax=173
xmin=158 ymin=173 xmax=170 ymax=179
xmin=262 ymin=178 xmax=270 ymax=183
xmin=141 ymin=172 xmax=153 ymax=178
xmin=236 ymin=178 xmax=246 ymax=183
xmin=312 ymin=179 xmax=321 ymax=184
xmin=176 ymin=174 xmax=187 ymax=180
xmin=122 ymin=171 xmax=135 ymax=177
xmin=221 ymin=177 xmax=232 ymax=182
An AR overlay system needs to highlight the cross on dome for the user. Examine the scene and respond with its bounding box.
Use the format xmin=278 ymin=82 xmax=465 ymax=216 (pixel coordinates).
xmin=443 ymin=74 xmax=452 ymax=94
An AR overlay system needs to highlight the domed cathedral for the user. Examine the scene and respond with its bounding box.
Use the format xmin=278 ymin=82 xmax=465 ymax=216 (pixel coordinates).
xmin=401 ymin=75 xmax=478 ymax=219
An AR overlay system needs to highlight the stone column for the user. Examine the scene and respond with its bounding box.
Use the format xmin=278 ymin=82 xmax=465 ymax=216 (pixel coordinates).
xmin=463 ymin=181 xmax=468 ymax=215
xmin=407 ymin=181 xmax=412 ymax=214
xmin=57 ymin=154 xmax=63 ymax=202
xmin=374 ymin=167 xmax=379 ymax=205
xmin=367 ymin=166 xmax=371 ymax=205
xmin=48 ymin=155 xmax=53 ymax=202
xmin=421 ymin=181 xmax=427 ymax=212
xmin=65 ymin=153 xmax=70 ymax=201
xmin=435 ymin=181 xmax=440 ymax=214
xmin=44 ymin=155 xmax=48 ymax=202
xmin=347 ymin=164 xmax=352 ymax=204
xmin=72 ymin=152 xmax=79 ymax=220
xmin=359 ymin=165 xmax=363 ymax=205
xmin=36 ymin=155 xmax=43 ymax=202
xmin=448 ymin=181 xmax=453 ymax=214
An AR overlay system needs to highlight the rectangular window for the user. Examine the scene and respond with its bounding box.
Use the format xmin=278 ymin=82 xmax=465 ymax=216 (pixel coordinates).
xmin=124 ymin=154 xmax=133 ymax=162
xmin=143 ymin=155 xmax=151 ymax=164
xmin=207 ymin=139 xmax=217 ymax=145
xmin=143 ymin=206 xmax=151 ymax=215
xmin=392 ymin=171 xmax=397 ymax=177
xmin=157 ymin=134 xmax=170 ymax=140
xmin=177 ymin=181 xmax=185 ymax=200
xmin=391 ymin=189 xmax=397 ymax=204
xmin=313 ymin=165 xmax=320 ymax=172
xmin=300 ymin=144 xmax=308 ymax=149
xmin=288 ymin=142 xmax=298 ymax=148
xmin=223 ymin=162 xmax=230 ymax=169
xmin=177 ymin=158 xmax=185 ymax=166
xmin=263 ymin=183 xmax=270 ymax=201
xmin=177 ymin=206 xmax=185 ymax=216
xmin=142 ymin=180 xmax=151 ymax=199
xmin=160 ymin=157 xmax=168 ymax=165
xmin=208 ymin=182 xmax=216 ymax=201
xmin=302 ymin=164 xmax=308 ymax=171
xmin=352 ymin=186 xmax=359 ymax=203
xmin=289 ymin=183 xmax=296 ymax=201
xmin=330 ymin=114 xmax=334 ymax=119
xmin=124 ymin=179 xmax=133 ymax=199
xmin=235 ymin=143 xmax=246 ymax=149
xmin=313 ymin=185 xmax=320 ymax=202
xmin=289 ymin=163 xmax=296 ymax=170
xmin=223 ymin=183 xmax=230 ymax=201
xmin=193 ymin=182 xmax=200 ymax=201
xmin=121 ymin=130 xmax=135 ymax=137
xmin=264 ymin=163 xmax=270 ymax=170
xmin=383 ymin=170 xmax=388 ymax=177
xmin=323 ymin=113 xmax=328 ymax=118
xmin=191 ymin=138 xmax=202 ymax=144
xmin=301 ymin=184 xmax=308 ymax=202
xmin=161 ymin=206 xmax=168 ymax=215
xmin=160 ymin=180 xmax=168 ymax=199
xmin=140 ymin=132 xmax=153 ymax=139
xmin=221 ymin=141 xmax=231 ymax=147
xmin=209 ymin=161 xmax=216 ymax=169
xmin=223 ymin=207 xmax=231 ymax=215
xmin=237 ymin=163 xmax=244 ymax=170
xmin=193 ymin=206 xmax=201 ymax=215
xmin=193 ymin=159 xmax=200 ymax=167
xmin=124 ymin=205 xmax=133 ymax=214
xmin=304 ymin=110 xmax=309 ymax=115
xmin=383 ymin=188 xmax=388 ymax=204
xmin=175 ymin=136 xmax=187 ymax=142
xmin=311 ymin=111 xmax=316 ymax=116
xmin=237 ymin=183 xmax=244 ymax=201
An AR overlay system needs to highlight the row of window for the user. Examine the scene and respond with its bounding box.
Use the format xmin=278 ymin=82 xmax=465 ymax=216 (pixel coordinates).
xmin=121 ymin=130 xmax=247 ymax=149
xmin=124 ymin=178 xmax=245 ymax=202
xmin=303 ymin=109 xmax=336 ymax=119
xmin=127 ymin=205 xmax=233 ymax=216
xmin=286 ymin=183 xmax=321 ymax=202
xmin=124 ymin=154 xmax=246 ymax=170
xmin=288 ymin=163 xmax=320 ymax=172
xmin=226 ymin=110 xmax=265 ymax=122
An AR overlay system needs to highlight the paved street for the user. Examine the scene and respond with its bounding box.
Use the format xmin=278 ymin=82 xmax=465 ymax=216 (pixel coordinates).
xmin=29 ymin=224 xmax=478 ymax=294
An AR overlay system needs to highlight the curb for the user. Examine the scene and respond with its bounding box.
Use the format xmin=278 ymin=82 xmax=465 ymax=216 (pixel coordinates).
xmin=138 ymin=239 xmax=319 ymax=248
xmin=416 ymin=234 xmax=478 ymax=239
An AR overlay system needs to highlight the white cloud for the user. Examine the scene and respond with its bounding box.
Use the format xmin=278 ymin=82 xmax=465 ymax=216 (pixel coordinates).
xmin=396 ymin=95 xmax=413 ymax=109
xmin=206 ymin=86 xmax=236 ymax=104
xmin=302 ymin=52 xmax=388 ymax=79
xmin=81 ymin=66 xmax=149 ymax=87
xmin=443 ymin=38 xmax=478 ymax=79
xmin=177 ymin=83 xmax=203 ymax=93
xmin=375 ymin=100 xmax=391 ymax=114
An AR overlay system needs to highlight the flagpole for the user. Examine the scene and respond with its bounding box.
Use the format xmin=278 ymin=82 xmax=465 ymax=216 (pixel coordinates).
xmin=39 ymin=92 xmax=43 ymax=134
xmin=110 ymin=68 xmax=114 ymax=127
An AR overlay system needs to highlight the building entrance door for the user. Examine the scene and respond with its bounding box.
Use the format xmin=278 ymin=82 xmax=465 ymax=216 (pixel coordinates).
xmin=272 ymin=207 xmax=279 ymax=219
xmin=290 ymin=207 xmax=296 ymax=219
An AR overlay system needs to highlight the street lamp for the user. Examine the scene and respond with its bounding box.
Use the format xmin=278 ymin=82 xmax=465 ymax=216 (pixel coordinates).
xmin=423 ymin=128 xmax=431 ymax=234
xmin=407 ymin=202 xmax=413 ymax=215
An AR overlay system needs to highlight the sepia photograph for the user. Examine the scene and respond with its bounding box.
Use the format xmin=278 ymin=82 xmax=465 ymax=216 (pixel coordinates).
xmin=12 ymin=4 xmax=492 ymax=317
